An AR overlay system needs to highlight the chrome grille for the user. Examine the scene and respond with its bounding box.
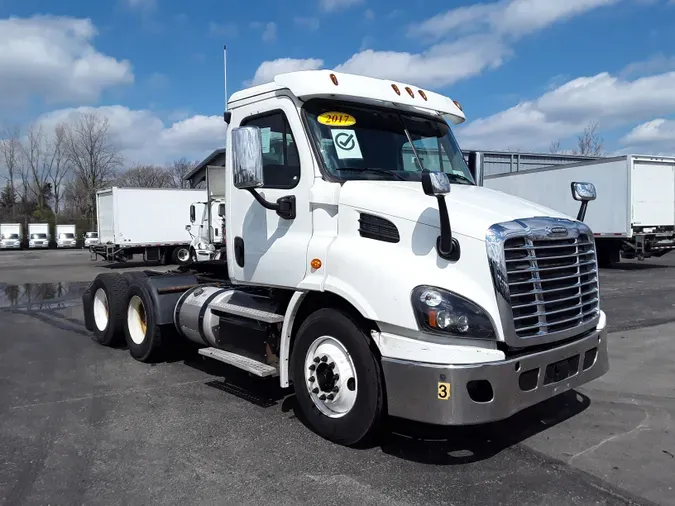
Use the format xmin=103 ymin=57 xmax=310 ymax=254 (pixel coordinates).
xmin=503 ymin=233 xmax=599 ymax=338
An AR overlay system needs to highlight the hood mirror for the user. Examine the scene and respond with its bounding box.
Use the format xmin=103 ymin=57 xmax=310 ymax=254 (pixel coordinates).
xmin=421 ymin=170 xmax=460 ymax=262
xmin=571 ymin=181 xmax=596 ymax=222
xmin=422 ymin=171 xmax=451 ymax=196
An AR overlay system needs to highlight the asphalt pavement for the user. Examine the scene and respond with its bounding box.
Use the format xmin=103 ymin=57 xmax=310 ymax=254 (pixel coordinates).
xmin=0 ymin=249 xmax=673 ymax=506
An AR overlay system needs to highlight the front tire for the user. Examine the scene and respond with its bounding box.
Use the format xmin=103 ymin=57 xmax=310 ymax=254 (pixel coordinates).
xmin=290 ymin=308 xmax=385 ymax=447
xmin=124 ymin=282 xmax=164 ymax=362
xmin=172 ymin=246 xmax=191 ymax=266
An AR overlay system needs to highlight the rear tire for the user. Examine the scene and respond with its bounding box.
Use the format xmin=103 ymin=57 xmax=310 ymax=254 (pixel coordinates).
xmin=124 ymin=281 xmax=164 ymax=363
xmin=290 ymin=308 xmax=385 ymax=447
xmin=87 ymin=273 xmax=129 ymax=346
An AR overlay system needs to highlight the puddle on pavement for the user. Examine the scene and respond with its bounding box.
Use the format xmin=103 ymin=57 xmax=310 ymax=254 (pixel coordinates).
xmin=0 ymin=281 xmax=91 ymax=310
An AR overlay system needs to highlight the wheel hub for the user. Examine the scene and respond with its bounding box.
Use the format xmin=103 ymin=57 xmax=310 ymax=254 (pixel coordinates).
xmin=304 ymin=336 xmax=358 ymax=418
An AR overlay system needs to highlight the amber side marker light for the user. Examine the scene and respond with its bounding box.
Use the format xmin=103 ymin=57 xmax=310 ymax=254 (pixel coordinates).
xmin=453 ymin=100 xmax=463 ymax=111
xmin=418 ymin=90 xmax=428 ymax=101
xmin=405 ymin=86 xmax=415 ymax=98
xmin=330 ymin=73 xmax=339 ymax=86
xmin=391 ymin=84 xmax=401 ymax=95
xmin=311 ymin=258 xmax=322 ymax=269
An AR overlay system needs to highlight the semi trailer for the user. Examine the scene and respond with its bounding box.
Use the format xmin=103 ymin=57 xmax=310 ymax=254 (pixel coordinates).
xmin=81 ymin=69 xmax=609 ymax=446
xmin=90 ymin=187 xmax=207 ymax=265
xmin=484 ymin=155 xmax=675 ymax=265
xmin=0 ymin=223 xmax=22 ymax=249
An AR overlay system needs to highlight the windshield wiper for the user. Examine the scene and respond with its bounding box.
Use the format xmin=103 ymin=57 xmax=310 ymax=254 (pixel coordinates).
xmin=336 ymin=168 xmax=408 ymax=181
xmin=447 ymin=172 xmax=474 ymax=185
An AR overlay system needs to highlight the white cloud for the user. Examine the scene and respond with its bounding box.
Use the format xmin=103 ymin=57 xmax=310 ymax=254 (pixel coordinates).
xmin=364 ymin=9 xmax=375 ymax=19
xmin=294 ymin=17 xmax=320 ymax=31
xmin=247 ymin=58 xmax=324 ymax=86
xmin=0 ymin=15 xmax=133 ymax=109
xmin=621 ymin=118 xmax=675 ymax=147
xmin=407 ymin=0 xmax=620 ymax=40
xmin=320 ymin=0 xmax=363 ymax=12
xmin=209 ymin=21 xmax=238 ymax=38
xmin=262 ymin=22 xmax=277 ymax=42
xmin=126 ymin=0 xmax=156 ymax=8
xmin=335 ymin=35 xmax=510 ymax=88
xmin=35 ymin=106 xmax=226 ymax=164
xmin=457 ymin=70 xmax=675 ymax=151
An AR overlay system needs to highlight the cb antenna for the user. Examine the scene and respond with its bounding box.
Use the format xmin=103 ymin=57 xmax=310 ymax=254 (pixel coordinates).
xmin=223 ymin=45 xmax=229 ymax=118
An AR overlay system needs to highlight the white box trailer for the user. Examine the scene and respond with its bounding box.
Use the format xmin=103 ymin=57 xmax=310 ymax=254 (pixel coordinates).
xmin=92 ymin=187 xmax=207 ymax=265
xmin=483 ymin=154 xmax=675 ymax=265
xmin=28 ymin=223 xmax=50 ymax=249
xmin=56 ymin=224 xmax=77 ymax=248
xmin=0 ymin=223 xmax=22 ymax=249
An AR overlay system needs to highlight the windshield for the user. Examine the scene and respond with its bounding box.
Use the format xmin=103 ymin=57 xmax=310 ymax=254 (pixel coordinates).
xmin=303 ymin=99 xmax=474 ymax=184
xmin=31 ymin=233 xmax=47 ymax=239
xmin=2 ymin=233 xmax=19 ymax=240
xmin=60 ymin=233 xmax=75 ymax=239
xmin=87 ymin=232 xmax=98 ymax=238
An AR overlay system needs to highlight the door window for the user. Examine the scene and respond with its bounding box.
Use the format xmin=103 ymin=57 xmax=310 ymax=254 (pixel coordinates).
xmin=241 ymin=110 xmax=300 ymax=189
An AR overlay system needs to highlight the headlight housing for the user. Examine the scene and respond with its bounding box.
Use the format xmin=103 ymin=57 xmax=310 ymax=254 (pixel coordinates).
xmin=411 ymin=285 xmax=496 ymax=339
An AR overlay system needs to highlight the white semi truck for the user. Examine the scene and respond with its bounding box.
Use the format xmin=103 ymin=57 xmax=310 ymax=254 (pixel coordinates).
xmin=56 ymin=224 xmax=77 ymax=248
xmin=28 ymin=223 xmax=50 ymax=249
xmin=90 ymin=187 xmax=207 ymax=265
xmin=484 ymin=154 xmax=675 ymax=266
xmin=81 ymin=70 xmax=608 ymax=446
xmin=0 ymin=223 xmax=22 ymax=249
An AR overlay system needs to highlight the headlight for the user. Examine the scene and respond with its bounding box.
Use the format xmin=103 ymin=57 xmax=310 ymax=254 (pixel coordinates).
xmin=411 ymin=285 xmax=496 ymax=339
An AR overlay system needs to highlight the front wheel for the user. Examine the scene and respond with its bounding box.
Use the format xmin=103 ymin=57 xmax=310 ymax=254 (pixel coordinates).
xmin=172 ymin=246 xmax=191 ymax=266
xmin=290 ymin=308 xmax=385 ymax=447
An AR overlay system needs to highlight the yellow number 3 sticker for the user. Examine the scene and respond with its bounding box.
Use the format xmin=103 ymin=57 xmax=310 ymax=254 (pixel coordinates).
xmin=437 ymin=382 xmax=451 ymax=400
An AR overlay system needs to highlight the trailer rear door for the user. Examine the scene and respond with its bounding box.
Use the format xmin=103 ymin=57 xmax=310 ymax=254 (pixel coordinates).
xmin=631 ymin=157 xmax=675 ymax=227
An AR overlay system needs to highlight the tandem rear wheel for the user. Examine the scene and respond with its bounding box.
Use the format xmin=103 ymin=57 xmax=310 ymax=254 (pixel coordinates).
xmin=290 ymin=308 xmax=386 ymax=447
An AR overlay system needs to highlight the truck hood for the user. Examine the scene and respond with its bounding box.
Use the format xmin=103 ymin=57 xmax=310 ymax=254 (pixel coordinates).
xmin=339 ymin=180 xmax=573 ymax=241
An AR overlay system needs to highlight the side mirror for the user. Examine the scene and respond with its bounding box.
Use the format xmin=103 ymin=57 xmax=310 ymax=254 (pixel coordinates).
xmin=468 ymin=151 xmax=484 ymax=187
xmin=421 ymin=171 xmax=451 ymax=196
xmin=189 ymin=204 xmax=196 ymax=223
xmin=571 ymin=181 xmax=596 ymax=222
xmin=218 ymin=203 xmax=225 ymax=217
xmin=232 ymin=126 xmax=264 ymax=189
xmin=571 ymin=181 xmax=596 ymax=201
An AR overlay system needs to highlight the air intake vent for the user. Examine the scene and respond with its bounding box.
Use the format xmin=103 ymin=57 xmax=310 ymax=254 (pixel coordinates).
xmin=358 ymin=213 xmax=400 ymax=243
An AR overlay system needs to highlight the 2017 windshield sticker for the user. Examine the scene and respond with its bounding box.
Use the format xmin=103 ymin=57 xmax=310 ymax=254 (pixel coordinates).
xmin=331 ymin=129 xmax=363 ymax=159
xmin=318 ymin=112 xmax=356 ymax=127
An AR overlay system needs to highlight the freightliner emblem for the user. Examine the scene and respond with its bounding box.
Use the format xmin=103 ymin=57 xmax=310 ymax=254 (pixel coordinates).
xmin=546 ymin=226 xmax=569 ymax=237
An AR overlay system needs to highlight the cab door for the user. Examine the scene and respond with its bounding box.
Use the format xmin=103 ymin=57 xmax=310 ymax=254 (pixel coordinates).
xmin=226 ymin=96 xmax=313 ymax=288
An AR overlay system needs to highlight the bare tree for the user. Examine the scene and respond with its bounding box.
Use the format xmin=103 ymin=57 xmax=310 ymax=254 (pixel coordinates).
xmin=167 ymin=158 xmax=197 ymax=189
xmin=19 ymin=123 xmax=54 ymax=212
xmin=572 ymin=121 xmax=604 ymax=156
xmin=0 ymin=124 xmax=21 ymax=219
xmin=64 ymin=112 xmax=123 ymax=224
xmin=48 ymin=123 xmax=71 ymax=216
xmin=116 ymin=163 xmax=172 ymax=188
xmin=549 ymin=140 xmax=562 ymax=154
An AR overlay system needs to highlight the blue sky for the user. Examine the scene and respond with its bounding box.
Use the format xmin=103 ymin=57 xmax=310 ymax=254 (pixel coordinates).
xmin=1 ymin=0 xmax=675 ymax=164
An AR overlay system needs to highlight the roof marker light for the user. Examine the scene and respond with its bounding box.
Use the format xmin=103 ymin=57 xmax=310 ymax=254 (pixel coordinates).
xmin=330 ymin=73 xmax=339 ymax=86
xmin=453 ymin=100 xmax=463 ymax=111
xmin=418 ymin=90 xmax=428 ymax=101
xmin=405 ymin=86 xmax=414 ymax=98
xmin=391 ymin=84 xmax=401 ymax=95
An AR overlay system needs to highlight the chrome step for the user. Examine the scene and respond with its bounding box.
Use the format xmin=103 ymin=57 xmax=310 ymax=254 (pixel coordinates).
xmin=198 ymin=347 xmax=279 ymax=377
xmin=209 ymin=300 xmax=285 ymax=324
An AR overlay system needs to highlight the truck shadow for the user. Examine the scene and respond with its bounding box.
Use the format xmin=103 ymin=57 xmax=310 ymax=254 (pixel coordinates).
xmin=604 ymin=262 xmax=672 ymax=271
xmin=377 ymin=390 xmax=589 ymax=464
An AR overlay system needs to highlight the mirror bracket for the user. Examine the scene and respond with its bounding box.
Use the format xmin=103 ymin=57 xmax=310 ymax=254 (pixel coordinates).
xmin=435 ymin=195 xmax=460 ymax=261
xmin=247 ymin=189 xmax=296 ymax=220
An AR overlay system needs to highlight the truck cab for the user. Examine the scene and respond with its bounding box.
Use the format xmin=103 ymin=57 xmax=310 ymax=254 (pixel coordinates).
xmin=187 ymin=199 xmax=225 ymax=262
xmin=82 ymin=69 xmax=608 ymax=447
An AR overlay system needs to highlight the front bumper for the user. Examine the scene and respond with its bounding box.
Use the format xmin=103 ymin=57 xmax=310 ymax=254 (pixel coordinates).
xmin=0 ymin=243 xmax=21 ymax=249
xmin=29 ymin=243 xmax=49 ymax=248
xmin=57 ymin=242 xmax=77 ymax=248
xmin=382 ymin=327 xmax=609 ymax=426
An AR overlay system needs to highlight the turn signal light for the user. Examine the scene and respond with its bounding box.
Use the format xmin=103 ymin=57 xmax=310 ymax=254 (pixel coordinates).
xmin=311 ymin=258 xmax=322 ymax=269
